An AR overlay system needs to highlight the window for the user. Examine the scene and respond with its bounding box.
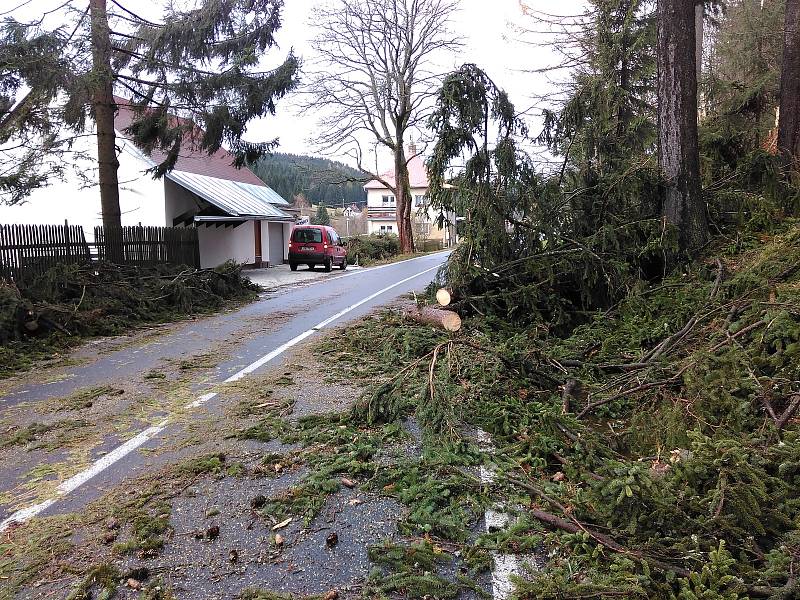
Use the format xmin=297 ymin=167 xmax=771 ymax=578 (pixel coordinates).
xmin=414 ymin=195 xmax=426 ymax=207
xmin=292 ymin=228 xmax=322 ymax=243
xmin=380 ymin=225 xmax=394 ymax=233
xmin=329 ymin=229 xmax=340 ymax=245
xmin=381 ymin=195 xmax=396 ymax=205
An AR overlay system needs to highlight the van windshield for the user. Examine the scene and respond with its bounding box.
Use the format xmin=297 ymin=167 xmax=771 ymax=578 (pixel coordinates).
xmin=292 ymin=228 xmax=323 ymax=243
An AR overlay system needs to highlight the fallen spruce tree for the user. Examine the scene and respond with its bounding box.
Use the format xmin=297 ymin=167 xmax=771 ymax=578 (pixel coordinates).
xmin=0 ymin=261 xmax=259 ymax=378
xmin=299 ymin=65 xmax=800 ymax=598
xmin=316 ymin=220 xmax=800 ymax=600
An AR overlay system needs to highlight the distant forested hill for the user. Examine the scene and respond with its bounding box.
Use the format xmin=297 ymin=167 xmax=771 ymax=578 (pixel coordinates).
xmin=249 ymin=153 xmax=367 ymax=206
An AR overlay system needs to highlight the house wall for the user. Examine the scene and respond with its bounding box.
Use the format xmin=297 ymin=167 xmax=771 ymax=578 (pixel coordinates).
xmin=197 ymin=221 xmax=255 ymax=268
xmin=268 ymin=222 xmax=285 ymax=265
xmin=0 ymin=134 xmax=165 ymax=237
xmin=283 ymin=223 xmax=292 ymax=261
xmin=364 ymin=185 xmax=450 ymax=243
xmin=367 ymin=220 xmax=396 ymax=235
xmin=164 ymin=178 xmax=203 ymax=225
xmin=261 ymin=221 xmax=276 ymax=266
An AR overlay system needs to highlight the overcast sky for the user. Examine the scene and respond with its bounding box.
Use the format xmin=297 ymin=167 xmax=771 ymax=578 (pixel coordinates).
xmin=7 ymin=0 xmax=588 ymax=171
xmin=264 ymin=0 xmax=587 ymax=170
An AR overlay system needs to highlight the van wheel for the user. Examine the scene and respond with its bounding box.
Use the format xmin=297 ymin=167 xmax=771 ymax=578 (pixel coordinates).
xmin=324 ymin=258 xmax=333 ymax=272
xmin=339 ymin=258 xmax=347 ymax=271
xmin=290 ymin=263 xmax=298 ymax=272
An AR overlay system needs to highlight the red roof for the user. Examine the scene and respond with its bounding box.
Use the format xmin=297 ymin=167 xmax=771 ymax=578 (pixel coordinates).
xmin=113 ymin=97 xmax=266 ymax=187
xmin=364 ymin=150 xmax=429 ymax=190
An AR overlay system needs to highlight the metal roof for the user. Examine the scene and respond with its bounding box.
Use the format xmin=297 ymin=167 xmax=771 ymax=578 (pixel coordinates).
xmin=167 ymin=170 xmax=294 ymax=221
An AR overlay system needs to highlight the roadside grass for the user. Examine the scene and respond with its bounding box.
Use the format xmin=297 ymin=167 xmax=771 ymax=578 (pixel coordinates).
xmin=359 ymin=248 xmax=448 ymax=268
xmin=0 ymin=514 xmax=76 ymax=600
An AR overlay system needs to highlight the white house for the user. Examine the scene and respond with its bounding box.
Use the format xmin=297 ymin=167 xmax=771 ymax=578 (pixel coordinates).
xmin=0 ymin=97 xmax=296 ymax=268
xmin=363 ymin=146 xmax=454 ymax=247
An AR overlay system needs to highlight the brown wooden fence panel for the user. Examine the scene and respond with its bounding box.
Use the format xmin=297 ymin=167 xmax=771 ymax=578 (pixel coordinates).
xmin=92 ymin=225 xmax=199 ymax=268
xmin=0 ymin=224 xmax=199 ymax=283
xmin=0 ymin=222 xmax=90 ymax=282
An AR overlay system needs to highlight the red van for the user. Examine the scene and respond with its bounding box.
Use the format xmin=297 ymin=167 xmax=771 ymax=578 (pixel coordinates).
xmin=288 ymin=225 xmax=348 ymax=272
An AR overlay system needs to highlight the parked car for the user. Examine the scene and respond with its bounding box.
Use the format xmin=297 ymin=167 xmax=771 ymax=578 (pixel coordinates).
xmin=288 ymin=225 xmax=347 ymax=272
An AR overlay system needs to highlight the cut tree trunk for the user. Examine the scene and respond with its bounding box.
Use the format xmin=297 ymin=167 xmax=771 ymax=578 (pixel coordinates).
xmin=657 ymin=0 xmax=708 ymax=252
xmin=778 ymin=0 xmax=800 ymax=177
xmin=402 ymin=304 xmax=461 ymax=332
xmin=435 ymin=288 xmax=452 ymax=307
xmin=89 ymin=0 xmax=123 ymax=261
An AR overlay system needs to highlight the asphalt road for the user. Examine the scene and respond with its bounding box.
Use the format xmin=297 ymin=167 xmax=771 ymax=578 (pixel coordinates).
xmin=0 ymin=251 xmax=449 ymax=530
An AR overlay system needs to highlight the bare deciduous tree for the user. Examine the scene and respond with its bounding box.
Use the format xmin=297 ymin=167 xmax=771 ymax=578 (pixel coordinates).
xmin=305 ymin=0 xmax=460 ymax=253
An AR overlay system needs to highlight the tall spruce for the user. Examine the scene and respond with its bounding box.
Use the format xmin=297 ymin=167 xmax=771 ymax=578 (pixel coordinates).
xmin=657 ymin=0 xmax=708 ymax=251
xmin=535 ymin=0 xmax=659 ymax=237
xmin=778 ymin=0 xmax=800 ymax=175
xmin=0 ymin=0 xmax=299 ymax=230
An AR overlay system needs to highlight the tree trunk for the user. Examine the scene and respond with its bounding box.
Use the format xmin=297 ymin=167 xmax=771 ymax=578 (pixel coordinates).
xmin=401 ymin=304 xmax=461 ymax=331
xmin=657 ymin=0 xmax=708 ymax=252
xmin=394 ymin=144 xmax=414 ymax=253
xmin=695 ymin=2 xmax=703 ymax=86
xmin=89 ymin=0 xmax=122 ymax=237
xmin=778 ymin=0 xmax=800 ymax=177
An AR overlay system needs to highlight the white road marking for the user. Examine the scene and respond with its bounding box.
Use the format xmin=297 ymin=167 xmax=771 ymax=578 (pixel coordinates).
xmin=0 ymin=421 xmax=168 ymax=532
xmin=476 ymin=429 xmax=523 ymax=600
xmin=0 ymin=262 xmax=442 ymax=533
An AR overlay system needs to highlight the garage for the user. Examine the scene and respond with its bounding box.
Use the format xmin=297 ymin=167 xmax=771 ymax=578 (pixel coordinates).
xmin=268 ymin=222 xmax=285 ymax=265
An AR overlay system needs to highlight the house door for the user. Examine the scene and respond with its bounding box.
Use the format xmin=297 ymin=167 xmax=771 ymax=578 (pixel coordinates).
xmin=268 ymin=222 xmax=284 ymax=265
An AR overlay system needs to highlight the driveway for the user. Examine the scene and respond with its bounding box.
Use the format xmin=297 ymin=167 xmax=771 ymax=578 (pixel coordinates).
xmin=244 ymin=262 xmax=364 ymax=290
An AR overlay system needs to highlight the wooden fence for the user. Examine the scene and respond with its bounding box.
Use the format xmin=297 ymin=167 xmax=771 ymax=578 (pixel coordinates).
xmin=0 ymin=223 xmax=200 ymax=283
xmin=0 ymin=222 xmax=91 ymax=281
xmin=93 ymin=226 xmax=200 ymax=268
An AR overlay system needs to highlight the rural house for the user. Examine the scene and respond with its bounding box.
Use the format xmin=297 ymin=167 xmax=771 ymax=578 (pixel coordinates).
xmin=363 ymin=145 xmax=455 ymax=248
xmin=0 ymin=98 xmax=296 ymax=269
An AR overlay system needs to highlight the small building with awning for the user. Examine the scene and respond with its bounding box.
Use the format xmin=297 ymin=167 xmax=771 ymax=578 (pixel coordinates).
xmin=113 ymin=99 xmax=297 ymax=268
xmin=163 ymin=170 xmax=295 ymax=269
xmin=0 ymin=98 xmax=297 ymax=268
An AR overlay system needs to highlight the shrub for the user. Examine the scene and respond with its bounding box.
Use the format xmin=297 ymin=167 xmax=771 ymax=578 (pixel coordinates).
xmin=346 ymin=234 xmax=401 ymax=265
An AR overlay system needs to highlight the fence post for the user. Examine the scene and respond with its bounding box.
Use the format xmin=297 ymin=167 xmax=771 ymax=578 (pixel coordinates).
xmin=64 ymin=219 xmax=71 ymax=261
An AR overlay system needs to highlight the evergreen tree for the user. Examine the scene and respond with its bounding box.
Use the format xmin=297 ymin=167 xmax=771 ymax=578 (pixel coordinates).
xmin=0 ymin=0 xmax=299 ymax=232
xmin=249 ymin=153 xmax=367 ymax=206
xmin=535 ymin=0 xmax=660 ymax=239
xmin=312 ymin=205 xmax=331 ymax=226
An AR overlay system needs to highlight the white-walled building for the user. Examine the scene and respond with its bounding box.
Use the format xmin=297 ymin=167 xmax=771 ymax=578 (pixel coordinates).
xmin=363 ymin=146 xmax=453 ymax=247
xmin=0 ymin=98 xmax=296 ymax=268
